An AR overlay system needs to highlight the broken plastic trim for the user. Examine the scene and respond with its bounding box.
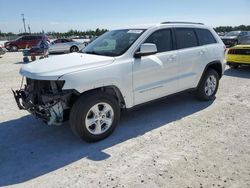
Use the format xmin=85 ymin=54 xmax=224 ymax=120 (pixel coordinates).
xmin=12 ymin=79 xmax=75 ymax=125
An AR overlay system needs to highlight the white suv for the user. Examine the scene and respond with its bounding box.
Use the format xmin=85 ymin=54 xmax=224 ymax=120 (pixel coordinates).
xmin=13 ymin=22 xmax=226 ymax=142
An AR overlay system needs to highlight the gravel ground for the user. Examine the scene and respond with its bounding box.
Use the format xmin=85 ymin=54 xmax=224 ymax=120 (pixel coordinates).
xmin=0 ymin=52 xmax=250 ymax=188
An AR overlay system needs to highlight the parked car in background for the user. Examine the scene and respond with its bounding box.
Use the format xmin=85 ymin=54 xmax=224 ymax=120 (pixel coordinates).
xmin=13 ymin=22 xmax=226 ymax=142
xmin=226 ymin=39 xmax=250 ymax=68
xmin=49 ymin=38 xmax=85 ymax=53
xmin=0 ymin=44 xmax=7 ymax=55
xmin=221 ymin=31 xmax=250 ymax=47
xmin=4 ymin=35 xmax=50 ymax=51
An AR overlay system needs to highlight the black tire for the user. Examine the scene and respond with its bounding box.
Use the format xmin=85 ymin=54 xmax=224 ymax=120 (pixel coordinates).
xmin=229 ymin=64 xmax=239 ymax=69
xmin=10 ymin=45 xmax=18 ymax=52
xmin=23 ymin=56 xmax=29 ymax=63
xmin=195 ymin=69 xmax=219 ymax=101
xmin=69 ymin=91 xmax=120 ymax=142
xmin=31 ymin=56 xmax=36 ymax=61
xmin=70 ymin=46 xmax=79 ymax=53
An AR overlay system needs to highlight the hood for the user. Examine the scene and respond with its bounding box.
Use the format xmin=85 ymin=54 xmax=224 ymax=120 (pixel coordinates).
xmin=221 ymin=36 xmax=238 ymax=40
xmin=20 ymin=53 xmax=115 ymax=80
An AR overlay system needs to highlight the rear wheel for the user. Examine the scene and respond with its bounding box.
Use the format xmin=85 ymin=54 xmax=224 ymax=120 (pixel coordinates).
xmin=70 ymin=46 xmax=79 ymax=53
xmin=23 ymin=56 xmax=29 ymax=63
xmin=70 ymin=92 xmax=120 ymax=142
xmin=196 ymin=69 xmax=219 ymax=101
xmin=31 ymin=56 xmax=36 ymax=61
xmin=10 ymin=45 xmax=18 ymax=52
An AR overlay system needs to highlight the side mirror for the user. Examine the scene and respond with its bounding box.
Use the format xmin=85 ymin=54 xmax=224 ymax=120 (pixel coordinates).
xmin=134 ymin=43 xmax=157 ymax=58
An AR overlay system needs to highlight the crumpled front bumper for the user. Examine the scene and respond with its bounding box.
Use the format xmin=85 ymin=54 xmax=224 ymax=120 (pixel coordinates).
xmin=12 ymin=88 xmax=73 ymax=125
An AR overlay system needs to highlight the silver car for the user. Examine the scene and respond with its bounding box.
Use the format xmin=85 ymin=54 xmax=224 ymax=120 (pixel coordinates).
xmin=0 ymin=45 xmax=7 ymax=55
xmin=49 ymin=38 xmax=85 ymax=54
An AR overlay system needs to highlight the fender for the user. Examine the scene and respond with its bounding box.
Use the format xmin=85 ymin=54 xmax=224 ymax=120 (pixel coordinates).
xmin=196 ymin=60 xmax=223 ymax=88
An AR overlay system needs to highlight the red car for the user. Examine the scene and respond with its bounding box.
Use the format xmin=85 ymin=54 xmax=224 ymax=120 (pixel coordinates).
xmin=4 ymin=35 xmax=50 ymax=51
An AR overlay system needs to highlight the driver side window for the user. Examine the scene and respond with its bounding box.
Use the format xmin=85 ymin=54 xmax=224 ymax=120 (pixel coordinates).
xmin=144 ymin=29 xmax=173 ymax=53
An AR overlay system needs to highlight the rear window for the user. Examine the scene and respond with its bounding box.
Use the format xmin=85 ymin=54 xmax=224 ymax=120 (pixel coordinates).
xmin=196 ymin=29 xmax=217 ymax=45
xmin=176 ymin=28 xmax=198 ymax=49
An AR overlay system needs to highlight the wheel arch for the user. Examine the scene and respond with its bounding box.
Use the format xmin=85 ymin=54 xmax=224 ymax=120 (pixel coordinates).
xmin=71 ymin=45 xmax=78 ymax=48
xmin=70 ymin=85 xmax=126 ymax=109
xmin=202 ymin=60 xmax=223 ymax=78
xmin=196 ymin=60 xmax=223 ymax=88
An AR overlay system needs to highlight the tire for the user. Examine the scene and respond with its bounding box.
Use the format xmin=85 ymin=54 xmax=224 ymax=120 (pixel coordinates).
xmin=70 ymin=46 xmax=79 ymax=53
xmin=229 ymin=64 xmax=239 ymax=69
xmin=195 ymin=69 xmax=219 ymax=101
xmin=23 ymin=56 xmax=29 ymax=63
xmin=10 ymin=45 xmax=18 ymax=52
xmin=31 ymin=56 xmax=36 ymax=61
xmin=69 ymin=91 xmax=120 ymax=142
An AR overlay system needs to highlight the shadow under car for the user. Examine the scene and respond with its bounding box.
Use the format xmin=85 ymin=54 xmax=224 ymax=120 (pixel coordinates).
xmin=0 ymin=92 xmax=213 ymax=186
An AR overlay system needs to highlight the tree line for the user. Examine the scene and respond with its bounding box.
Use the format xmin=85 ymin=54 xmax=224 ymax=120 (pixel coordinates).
xmin=0 ymin=28 xmax=108 ymax=38
xmin=1 ymin=25 xmax=250 ymax=38
xmin=214 ymin=25 xmax=250 ymax=33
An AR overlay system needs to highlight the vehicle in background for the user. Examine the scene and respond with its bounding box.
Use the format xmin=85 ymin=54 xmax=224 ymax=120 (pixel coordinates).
xmin=0 ymin=44 xmax=7 ymax=55
xmin=226 ymin=39 xmax=250 ymax=69
xmin=221 ymin=31 xmax=250 ymax=47
xmin=23 ymin=40 xmax=50 ymax=62
xmin=217 ymin=32 xmax=226 ymax=37
xmin=49 ymin=38 xmax=85 ymax=54
xmin=4 ymin=35 xmax=50 ymax=52
xmin=13 ymin=22 xmax=226 ymax=142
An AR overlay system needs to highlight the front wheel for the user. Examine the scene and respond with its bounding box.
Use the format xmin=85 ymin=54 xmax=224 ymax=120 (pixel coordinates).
xmin=69 ymin=92 xmax=120 ymax=142
xmin=195 ymin=69 xmax=219 ymax=101
xmin=70 ymin=46 xmax=79 ymax=53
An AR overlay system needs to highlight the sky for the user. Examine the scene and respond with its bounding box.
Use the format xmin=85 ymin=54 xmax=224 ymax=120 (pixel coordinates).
xmin=0 ymin=0 xmax=250 ymax=33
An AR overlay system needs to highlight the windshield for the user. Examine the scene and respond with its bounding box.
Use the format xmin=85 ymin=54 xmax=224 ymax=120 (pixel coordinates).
xmin=82 ymin=29 xmax=145 ymax=57
xmin=225 ymin=31 xmax=241 ymax=37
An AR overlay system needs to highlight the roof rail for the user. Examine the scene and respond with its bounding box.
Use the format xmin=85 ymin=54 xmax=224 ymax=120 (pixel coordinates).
xmin=161 ymin=21 xmax=204 ymax=25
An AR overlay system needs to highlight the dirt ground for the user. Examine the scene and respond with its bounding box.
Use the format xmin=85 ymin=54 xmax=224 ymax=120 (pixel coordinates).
xmin=0 ymin=52 xmax=250 ymax=188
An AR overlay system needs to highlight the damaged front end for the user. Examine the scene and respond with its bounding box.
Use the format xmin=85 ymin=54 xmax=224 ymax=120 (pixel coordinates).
xmin=12 ymin=78 xmax=77 ymax=125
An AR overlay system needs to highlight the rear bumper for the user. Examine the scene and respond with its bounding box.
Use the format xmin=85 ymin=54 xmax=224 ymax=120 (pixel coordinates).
xmin=226 ymin=54 xmax=250 ymax=64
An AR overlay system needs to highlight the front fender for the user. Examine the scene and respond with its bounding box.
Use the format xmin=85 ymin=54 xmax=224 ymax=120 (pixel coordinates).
xmin=59 ymin=63 xmax=133 ymax=108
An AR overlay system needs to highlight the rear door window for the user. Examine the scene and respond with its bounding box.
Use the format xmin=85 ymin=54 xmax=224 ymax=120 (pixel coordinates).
xmin=196 ymin=29 xmax=217 ymax=45
xmin=144 ymin=29 xmax=173 ymax=53
xmin=175 ymin=28 xmax=198 ymax=49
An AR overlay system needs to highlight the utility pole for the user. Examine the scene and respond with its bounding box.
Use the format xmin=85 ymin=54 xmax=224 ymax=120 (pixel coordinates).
xmin=28 ymin=24 xmax=31 ymax=33
xmin=21 ymin=14 xmax=27 ymax=33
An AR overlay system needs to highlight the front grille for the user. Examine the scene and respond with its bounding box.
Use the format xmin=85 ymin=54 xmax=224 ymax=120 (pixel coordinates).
xmin=222 ymin=39 xmax=234 ymax=45
xmin=228 ymin=49 xmax=250 ymax=55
